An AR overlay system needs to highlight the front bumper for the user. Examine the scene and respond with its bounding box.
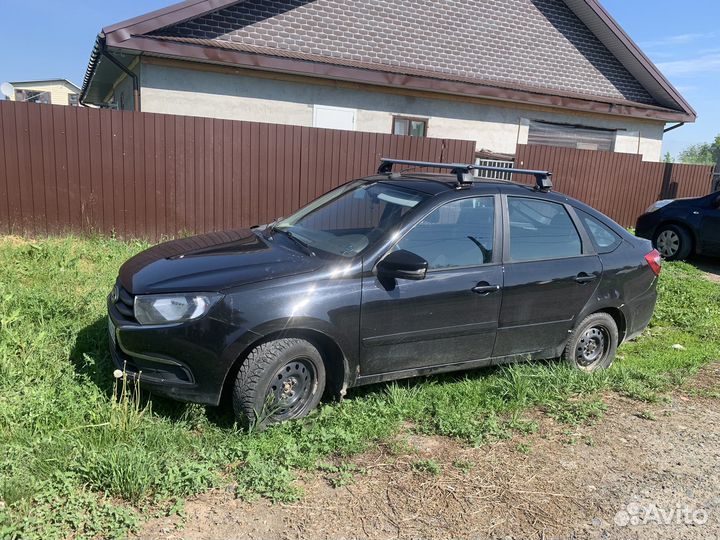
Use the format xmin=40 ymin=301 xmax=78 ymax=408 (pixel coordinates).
xmin=108 ymin=297 xmax=257 ymax=406
xmin=635 ymin=212 xmax=660 ymax=241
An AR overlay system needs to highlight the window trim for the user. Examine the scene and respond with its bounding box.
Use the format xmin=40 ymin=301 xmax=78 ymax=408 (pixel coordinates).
xmin=392 ymin=115 xmax=428 ymax=138
xmin=375 ymin=194 xmax=502 ymax=273
xmin=501 ymin=195 xmax=595 ymax=264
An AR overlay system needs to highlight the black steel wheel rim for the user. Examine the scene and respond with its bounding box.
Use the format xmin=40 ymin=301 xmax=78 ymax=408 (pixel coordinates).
xmin=575 ymin=326 xmax=608 ymax=367
xmin=266 ymin=358 xmax=316 ymax=420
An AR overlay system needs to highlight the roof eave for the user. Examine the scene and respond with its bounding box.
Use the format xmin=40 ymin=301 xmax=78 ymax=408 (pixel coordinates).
xmin=10 ymin=79 xmax=82 ymax=92
xmin=563 ymin=0 xmax=696 ymax=120
xmin=102 ymin=0 xmax=241 ymax=40
xmin=109 ymin=36 xmax=694 ymax=123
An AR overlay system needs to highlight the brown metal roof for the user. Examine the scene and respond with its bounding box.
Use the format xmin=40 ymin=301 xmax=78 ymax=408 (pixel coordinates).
xmin=82 ymin=0 xmax=696 ymax=122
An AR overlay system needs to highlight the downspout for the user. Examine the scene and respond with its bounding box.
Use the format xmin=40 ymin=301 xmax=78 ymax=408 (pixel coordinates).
xmin=101 ymin=42 xmax=141 ymax=111
xmin=663 ymin=122 xmax=684 ymax=133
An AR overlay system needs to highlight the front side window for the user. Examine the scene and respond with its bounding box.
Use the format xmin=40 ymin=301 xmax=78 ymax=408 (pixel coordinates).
xmin=275 ymin=181 xmax=429 ymax=257
xmin=395 ymin=197 xmax=495 ymax=269
xmin=577 ymin=210 xmax=622 ymax=253
xmin=508 ymin=197 xmax=582 ymax=261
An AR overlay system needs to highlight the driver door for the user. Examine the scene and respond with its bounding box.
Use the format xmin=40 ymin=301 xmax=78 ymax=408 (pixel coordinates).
xmin=359 ymin=195 xmax=503 ymax=376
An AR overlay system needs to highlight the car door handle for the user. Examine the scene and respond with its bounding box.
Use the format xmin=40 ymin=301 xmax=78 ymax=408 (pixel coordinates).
xmin=472 ymin=283 xmax=501 ymax=295
xmin=575 ymin=272 xmax=598 ymax=284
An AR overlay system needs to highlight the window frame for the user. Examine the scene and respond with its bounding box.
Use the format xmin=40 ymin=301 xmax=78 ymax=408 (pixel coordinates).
xmin=377 ymin=194 xmax=503 ymax=273
xmin=392 ymin=116 xmax=428 ymax=138
xmin=501 ymin=195 xmax=596 ymax=264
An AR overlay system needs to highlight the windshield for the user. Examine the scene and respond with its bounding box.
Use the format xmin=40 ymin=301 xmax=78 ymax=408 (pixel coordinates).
xmin=274 ymin=181 xmax=429 ymax=257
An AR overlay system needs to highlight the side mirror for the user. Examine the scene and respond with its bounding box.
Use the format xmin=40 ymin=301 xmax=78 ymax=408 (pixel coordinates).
xmin=377 ymin=250 xmax=428 ymax=281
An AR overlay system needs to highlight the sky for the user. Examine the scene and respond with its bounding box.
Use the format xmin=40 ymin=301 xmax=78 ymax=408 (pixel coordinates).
xmin=0 ymin=0 xmax=717 ymax=158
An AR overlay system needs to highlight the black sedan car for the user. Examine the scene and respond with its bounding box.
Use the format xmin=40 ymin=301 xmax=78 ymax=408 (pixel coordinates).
xmin=109 ymin=159 xmax=661 ymax=428
xmin=636 ymin=191 xmax=720 ymax=260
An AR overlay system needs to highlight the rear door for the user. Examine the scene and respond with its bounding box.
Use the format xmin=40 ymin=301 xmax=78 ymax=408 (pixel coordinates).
xmin=493 ymin=195 xmax=602 ymax=358
xmin=360 ymin=195 xmax=503 ymax=375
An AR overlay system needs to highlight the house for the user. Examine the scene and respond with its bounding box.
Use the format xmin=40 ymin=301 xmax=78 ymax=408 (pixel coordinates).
xmin=6 ymin=79 xmax=81 ymax=106
xmin=80 ymin=0 xmax=695 ymax=162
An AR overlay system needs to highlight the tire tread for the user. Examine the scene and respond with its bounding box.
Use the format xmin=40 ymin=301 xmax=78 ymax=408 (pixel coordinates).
xmin=232 ymin=338 xmax=323 ymax=428
xmin=563 ymin=312 xmax=618 ymax=372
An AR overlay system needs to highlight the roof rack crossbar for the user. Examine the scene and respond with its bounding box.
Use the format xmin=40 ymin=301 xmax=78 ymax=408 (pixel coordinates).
xmin=378 ymin=158 xmax=553 ymax=191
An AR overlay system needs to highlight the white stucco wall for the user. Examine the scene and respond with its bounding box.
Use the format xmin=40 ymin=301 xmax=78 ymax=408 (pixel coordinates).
xmin=139 ymin=61 xmax=665 ymax=161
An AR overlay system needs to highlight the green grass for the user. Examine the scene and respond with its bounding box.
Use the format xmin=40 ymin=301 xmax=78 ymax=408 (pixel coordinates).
xmin=1 ymin=235 xmax=719 ymax=539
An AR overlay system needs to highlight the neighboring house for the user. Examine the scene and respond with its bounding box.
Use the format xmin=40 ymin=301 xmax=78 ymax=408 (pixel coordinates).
xmin=81 ymin=0 xmax=696 ymax=162
xmin=7 ymin=79 xmax=81 ymax=106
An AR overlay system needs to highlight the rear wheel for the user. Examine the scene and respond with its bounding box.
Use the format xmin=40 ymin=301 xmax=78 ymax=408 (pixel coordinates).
xmin=232 ymin=338 xmax=326 ymax=429
xmin=654 ymin=224 xmax=692 ymax=261
xmin=563 ymin=313 xmax=618 ymax=372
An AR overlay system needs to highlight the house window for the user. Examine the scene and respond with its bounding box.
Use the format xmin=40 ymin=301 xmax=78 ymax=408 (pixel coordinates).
xmin=393 ymin=116 xmax=427 ymax=137
xmin=68 ymin=94 xmax=79 ymax=107
xmin=14 ymin=89 xmax=51 ymax=104
xmin=528 ymin=120 xmax=616 ymax=152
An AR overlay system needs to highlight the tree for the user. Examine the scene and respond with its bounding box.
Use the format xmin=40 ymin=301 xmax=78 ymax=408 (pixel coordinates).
xmin=677 ymin=135 xmax=720 ymax=165
xmin=663 ymin=151 xmax=673 ymax=163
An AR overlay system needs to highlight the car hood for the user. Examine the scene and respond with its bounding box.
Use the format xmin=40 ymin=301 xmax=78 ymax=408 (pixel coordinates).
xmin=661 ymin=195 xmax=708 ymax=206
xmin=118 ymin=229 xmax=324 ymax=294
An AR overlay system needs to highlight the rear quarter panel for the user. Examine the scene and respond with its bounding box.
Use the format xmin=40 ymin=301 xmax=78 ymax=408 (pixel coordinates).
xmin=591 ymin=240 xmax=658 ymax=341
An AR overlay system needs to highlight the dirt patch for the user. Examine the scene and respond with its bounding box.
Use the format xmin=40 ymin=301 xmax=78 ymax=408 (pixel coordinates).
xmin=693 ymin=256 xmax=720 ymax=284
xmin=139 ymin=365 xmax=720 ymax=540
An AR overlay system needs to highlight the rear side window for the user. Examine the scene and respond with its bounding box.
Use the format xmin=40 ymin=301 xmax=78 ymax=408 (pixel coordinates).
xmin=508 ymin=197 xmax=582 ymax=261
xmin=577 ymin=210 xmax=622 ymax=253
xmin=396 ymin=197 xmax=495 ymax=269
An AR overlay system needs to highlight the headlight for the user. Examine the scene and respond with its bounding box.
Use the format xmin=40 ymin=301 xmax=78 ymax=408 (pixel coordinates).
xmin=133 ymin=293 xmax=222 ymax=325
xmin=644 ymin=199 xmax=673 ymax=213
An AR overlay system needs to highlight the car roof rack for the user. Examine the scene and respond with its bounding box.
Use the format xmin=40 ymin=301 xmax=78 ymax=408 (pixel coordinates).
xmin=378 ymin=158 xmax=553 ymax=191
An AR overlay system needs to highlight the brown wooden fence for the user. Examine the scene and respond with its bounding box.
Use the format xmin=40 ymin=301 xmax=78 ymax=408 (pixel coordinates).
xmin=0 ymin=101 xmax=475 ymax=239
xmin=516 ymin=144 xmax=714 ymax=227
xmin=1 ymin=101 xmax=714 ymax=238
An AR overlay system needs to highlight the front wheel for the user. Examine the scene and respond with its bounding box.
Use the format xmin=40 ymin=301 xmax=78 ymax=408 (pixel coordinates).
xmin=654 ymin=224 xmax=692 ymax=261
xmin=563 ymin=313 xmax=618 ymax=372
xmin=232 ymin=338 xmax=326 ymax=429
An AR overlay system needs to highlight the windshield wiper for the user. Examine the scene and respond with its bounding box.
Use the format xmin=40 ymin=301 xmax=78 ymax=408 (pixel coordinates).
xmin=277 ymin=229 xmax=315 ymax=257
xmin=267 ymin=217 xmax=283 ymax=233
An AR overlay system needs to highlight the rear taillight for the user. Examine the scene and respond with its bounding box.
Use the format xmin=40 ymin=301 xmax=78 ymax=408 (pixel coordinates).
xmin=644 ymin=249 xmax=662 ymax=276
